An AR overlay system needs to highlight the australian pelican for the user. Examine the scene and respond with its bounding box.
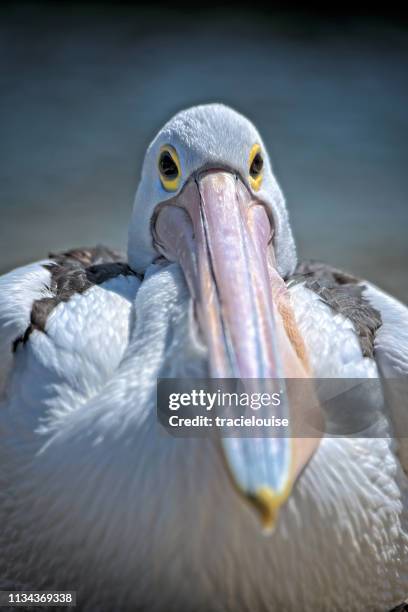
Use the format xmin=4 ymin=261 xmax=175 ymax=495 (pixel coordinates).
xmin=0 ymin=104 xmax=407 ymax=611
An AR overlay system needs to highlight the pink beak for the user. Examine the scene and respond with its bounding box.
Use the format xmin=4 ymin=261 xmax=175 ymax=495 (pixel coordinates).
xmin=154 ymin=171 xmax=320 ymax=529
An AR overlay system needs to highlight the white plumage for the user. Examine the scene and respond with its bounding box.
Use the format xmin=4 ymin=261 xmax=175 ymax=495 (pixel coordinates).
xmin=0 ymin=104 xmax=407 ymax=611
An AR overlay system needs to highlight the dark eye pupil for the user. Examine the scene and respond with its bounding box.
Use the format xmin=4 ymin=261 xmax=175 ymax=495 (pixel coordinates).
xmin=159 ymin=152 xmax=178 ymax=179
xmin=250 ymin=153 xmax=263 ymax=177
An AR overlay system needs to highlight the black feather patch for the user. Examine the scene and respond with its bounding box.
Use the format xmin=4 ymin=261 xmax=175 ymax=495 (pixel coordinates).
xmin=289 ymin=260 xmax=382 ymax=359
xmin=12 ymin=246 xmax=140 ymax=351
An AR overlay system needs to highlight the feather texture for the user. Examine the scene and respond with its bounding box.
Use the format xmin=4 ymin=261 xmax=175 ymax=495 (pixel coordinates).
xmin=0 ymin=261 xmax=407 ymax=611
xmin=363 ymin=283 xmax=408 ymax=474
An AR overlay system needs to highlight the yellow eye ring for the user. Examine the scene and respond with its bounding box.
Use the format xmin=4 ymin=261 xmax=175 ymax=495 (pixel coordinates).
xmin=249 ymin=144 xmax=264 ymax=191
xmin=158 ymin=145 xmax=181 ymax=192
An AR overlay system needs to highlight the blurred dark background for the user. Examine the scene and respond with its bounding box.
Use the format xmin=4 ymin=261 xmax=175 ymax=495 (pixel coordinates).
xmin=1 ymin=3 xmax=407 ymax=300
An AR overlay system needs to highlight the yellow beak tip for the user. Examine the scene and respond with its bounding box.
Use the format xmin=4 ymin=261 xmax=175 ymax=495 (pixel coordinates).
xmin=247 ymin=485 xmax=291 ymax=533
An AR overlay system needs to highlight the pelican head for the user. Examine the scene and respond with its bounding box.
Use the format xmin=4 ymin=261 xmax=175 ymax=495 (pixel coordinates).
xmin=128 ymin=104 xmax=319 ymax=530
xmin=128 ymin=103 xmax=296 ymax=277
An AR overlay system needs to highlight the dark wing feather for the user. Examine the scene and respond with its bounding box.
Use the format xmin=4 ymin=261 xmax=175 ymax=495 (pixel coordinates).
xmin=290 ymin=260 xmax=382 ymax=358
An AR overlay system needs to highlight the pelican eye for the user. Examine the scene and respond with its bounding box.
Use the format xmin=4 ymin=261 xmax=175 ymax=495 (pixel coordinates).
xmin=249 ymin=144 xmax=264 ymax=191
xmin=159 ymin=152 xmax=178 ymax=178
xmin=158 ymin=146 xmax=181 ymax=191
xmin=250 ymin=153 xmax=263 ymax=177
